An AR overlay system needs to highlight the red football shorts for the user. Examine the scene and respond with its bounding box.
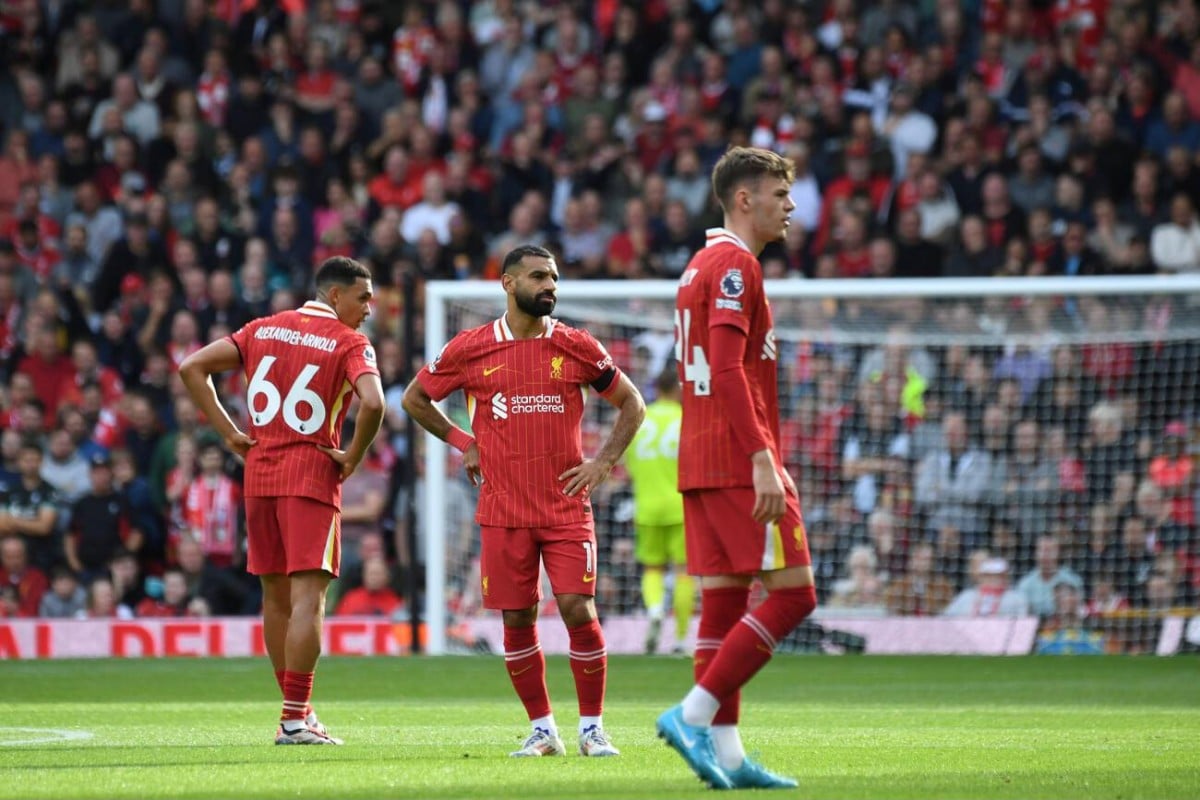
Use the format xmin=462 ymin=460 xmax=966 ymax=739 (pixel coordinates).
xmin=683 ymin=487 xmax=812 ymax=576
xmin=245 ymin=496 xmax=342 ymax=577
xmin=478 ymin=522 xmax=598 ymax=610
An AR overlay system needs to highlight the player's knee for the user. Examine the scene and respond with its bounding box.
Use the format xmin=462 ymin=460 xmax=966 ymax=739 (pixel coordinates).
xmin=555 ymin=593 xmax=596 ymax=627
xmin=502 ymin=605 xmax=538 ymax=628
xmin=766 ymin=585 xmax=818 ymax=631
xmin=288 ymin=589 xmax=326 ymax=621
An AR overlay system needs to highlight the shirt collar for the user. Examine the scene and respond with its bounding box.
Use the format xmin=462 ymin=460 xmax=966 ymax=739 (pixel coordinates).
xmin=494 ymin=314 xmax=556 ymax=342
xmin=299 ymin=300 xmax=338 ymax=320
xmin=704 ymin=227 xmax=752 ymax=252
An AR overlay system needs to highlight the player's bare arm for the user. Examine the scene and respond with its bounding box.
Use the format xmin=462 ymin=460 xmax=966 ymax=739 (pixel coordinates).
xmin=401 ymin=377 xmax=482 ymax=487
xmin=179 ymin=339 xmax=257 ymax=458
xmin=318 ymin=372 xmax=386 ymax=480
xmin=560 ymin=372 xmax=646 ymax=497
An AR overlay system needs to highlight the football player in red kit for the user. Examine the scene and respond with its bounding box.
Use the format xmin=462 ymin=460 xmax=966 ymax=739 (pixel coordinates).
xmin=180 ymin=257 xmax=385 ymax=745
xmin=657 ymin=147 xmax=817 ymax=789
xmin=403 ymin=245 xmax=645 ymax=758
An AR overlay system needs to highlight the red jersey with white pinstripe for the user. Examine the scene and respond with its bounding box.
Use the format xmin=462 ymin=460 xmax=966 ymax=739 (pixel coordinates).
xmin=227 ymin=301 xmax=379 ymax=506
xmin=676 ymin=228 xmax=781 ymax=490
xmin=416 ymin=315 xmax=620 ymax=527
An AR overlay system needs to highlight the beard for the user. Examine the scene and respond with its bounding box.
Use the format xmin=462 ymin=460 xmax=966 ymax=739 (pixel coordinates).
xmin=515 ymin=288 xmax=556 ymax=317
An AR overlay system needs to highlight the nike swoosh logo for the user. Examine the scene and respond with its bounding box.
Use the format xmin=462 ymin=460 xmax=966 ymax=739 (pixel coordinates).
xmin=582 ymin=574 xmax=596 ymax=583
xmin=675 ymin=719 xmax=696 ymax=749
xmin=509 ymin=665 xmax=533 ymax=677
xmin=583 ymin=665 xmax=604 ymax=675
xmin=484 ymin=365 xmax=504 ymax=375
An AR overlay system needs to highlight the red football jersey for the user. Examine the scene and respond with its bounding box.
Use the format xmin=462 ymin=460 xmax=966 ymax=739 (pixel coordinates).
xmin=675 ymin=228 xmax=782 ymax=490
xmin=416 ymin=315 xmax=620 ymax=527
xmin=228 ymin=301 xmax=379 ymax=506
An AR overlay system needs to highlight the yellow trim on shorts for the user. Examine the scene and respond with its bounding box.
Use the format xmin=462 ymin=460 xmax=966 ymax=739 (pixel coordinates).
xmin=321 ymin=516 xmax=337 ymax=573
xmin=771 ymin=522 xmax=786 ymax=570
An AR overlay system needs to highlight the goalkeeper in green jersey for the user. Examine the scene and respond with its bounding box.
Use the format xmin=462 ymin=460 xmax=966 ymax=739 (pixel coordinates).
xmin=625 ymin=368 xmax=694 ymax=654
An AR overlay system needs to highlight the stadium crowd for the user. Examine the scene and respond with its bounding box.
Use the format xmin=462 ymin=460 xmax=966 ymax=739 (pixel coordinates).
xmin=0 ymin=0 xmax=1198 ymax=646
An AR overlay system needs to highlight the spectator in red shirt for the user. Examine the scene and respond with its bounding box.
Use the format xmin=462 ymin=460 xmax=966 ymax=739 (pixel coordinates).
xmin=633 ymin=101 xmax=675 ymax=174
xmin=1148 ymin=422 xmax=1195 ymax=527
xmin=607 ymin=197 xmax=655 ymax=278
xmin=135 ymin=568 xmax=192 ymax=617
xmin=60 ymin=338 xmax=124 ymax=412
xmin=0 ymin=536 xmax=48 ymax=617
xmin=369 ymin=146 xmax=422 ymax=212
xmin=813 ymin=140 xmax=890 ymax=253
xmin=335 ymin=556 xmax=403 ymax=617
xmin=294 ymin=38 xmax=339 ymax=123
xmin=180 ymin=440 xmax=241 ymax=570
xmin=197 ymin=48 xmax=232 ymax=128
xmin=17 ymin=324 xmax=74 ymax=428
xmin=2 ymin=372 xmax=34 ymax=432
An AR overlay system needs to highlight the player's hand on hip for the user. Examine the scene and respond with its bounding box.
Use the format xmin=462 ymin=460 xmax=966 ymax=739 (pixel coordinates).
xmin=751 ymin=452 xmax=786 ymax=524
xmin=317 ymin=446 xmax=360 ymax=480
xmin=224 ymin=430 xmax=257 ymax=458
xmin=559 ymin=458 xmax=611 ymax=497
xmin=463 ymin=441 xmax=482 ymax=487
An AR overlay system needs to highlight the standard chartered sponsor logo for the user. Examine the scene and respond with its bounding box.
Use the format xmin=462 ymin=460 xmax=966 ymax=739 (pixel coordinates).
xmin=491 ymin=392 xmax=565 ymax=418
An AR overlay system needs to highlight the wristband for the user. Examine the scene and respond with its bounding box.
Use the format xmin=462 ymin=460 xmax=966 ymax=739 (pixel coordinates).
xmin=446 ymin=426 xmax=475 ymax=453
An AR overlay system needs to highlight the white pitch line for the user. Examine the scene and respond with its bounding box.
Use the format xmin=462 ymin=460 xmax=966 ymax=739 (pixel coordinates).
xmin=0 ymin=728 xmax=94 ymax=746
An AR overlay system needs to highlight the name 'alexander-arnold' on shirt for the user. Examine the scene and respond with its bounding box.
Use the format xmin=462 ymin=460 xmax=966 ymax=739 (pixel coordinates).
xmin=253 ymin=325 xmax=339 ymax=353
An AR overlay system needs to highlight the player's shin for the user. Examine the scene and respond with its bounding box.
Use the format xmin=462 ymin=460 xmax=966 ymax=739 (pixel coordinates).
xmin=567 ymin=619 xmax=607 ymax=722
xmin=696 ymin=585 xmax=817 ymax=704
xmin=503 ymin=624 xmax=552 ymax=722
xmin=688 ymin=585 xmax=750 ymax=726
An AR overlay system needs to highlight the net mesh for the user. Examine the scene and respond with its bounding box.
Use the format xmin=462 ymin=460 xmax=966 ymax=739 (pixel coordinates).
xmin=430 ymin=285 xmax=1200 ymax=655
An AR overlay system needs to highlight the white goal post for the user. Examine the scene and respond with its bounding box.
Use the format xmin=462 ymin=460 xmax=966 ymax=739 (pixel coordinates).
xmin=422 ymin=275 xmax=1200 ymax=654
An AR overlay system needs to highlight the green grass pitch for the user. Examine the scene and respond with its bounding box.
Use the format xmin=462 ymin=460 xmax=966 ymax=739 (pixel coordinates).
xmin=0 ymin=655 xmax=1196 ymax=799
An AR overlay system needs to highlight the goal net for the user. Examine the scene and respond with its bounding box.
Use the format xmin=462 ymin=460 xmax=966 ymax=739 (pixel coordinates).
xmin=420 ymin=276 xmax=1200 ymax=655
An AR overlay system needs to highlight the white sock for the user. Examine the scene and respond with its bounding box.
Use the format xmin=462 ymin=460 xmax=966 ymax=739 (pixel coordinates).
xmin=681 ymin=685 xmax=720 ymax=726
xmin=711 ymin=725 xmax=745 ymax=771
xmin=281 ymin=719 xmax=306 ymax=733
xmin=531 ymin=714 xmax=557 ymax=736
xmin=579 ymin=715 xmax=602 ymax=733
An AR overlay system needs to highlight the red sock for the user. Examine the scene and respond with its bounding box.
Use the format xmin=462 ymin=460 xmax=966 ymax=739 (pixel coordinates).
xmin=503 ymin=625 xmax=551 ymax=720
xmin=567 ymin=620 xmax=606 ymax=717
xmin=695 ymin=586 xmax=750 ymax=725
xmin=274 ymin=668 xmax=310 ymax=715
xmin=698 ymin=586 xmax=817 ymax=702
xmin=280 ymin=670 xmax=314 ymax=723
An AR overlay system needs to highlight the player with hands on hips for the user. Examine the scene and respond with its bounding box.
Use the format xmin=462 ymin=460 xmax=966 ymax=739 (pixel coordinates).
xmin=180 ymin=256 xmax=385 ymax=746
xmin=403 ymin=245 xmax=645 ymax=759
